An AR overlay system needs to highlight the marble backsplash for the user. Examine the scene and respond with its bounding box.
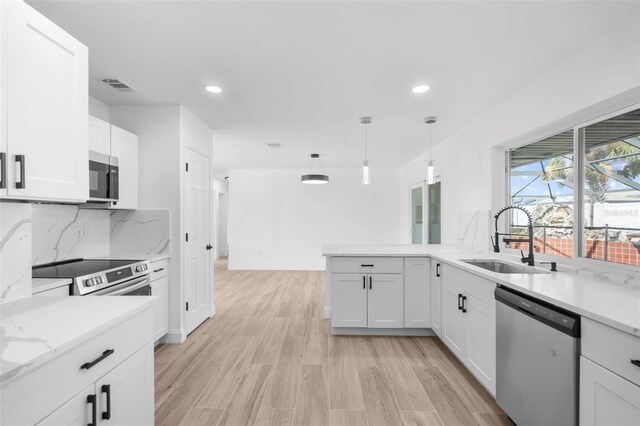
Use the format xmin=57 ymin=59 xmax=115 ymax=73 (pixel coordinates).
xmin=457 ymin=210 xmax=492 ymax=252
xmin=0 ymin=203 xmax=32 ymax=303
xmin=110 ymin=209 xmax=170 ymax=257
xmin=32 ymin=205 xmax=110 ymax=265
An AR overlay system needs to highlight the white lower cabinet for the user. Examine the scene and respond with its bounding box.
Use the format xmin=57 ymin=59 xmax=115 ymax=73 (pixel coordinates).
xmin=404 ymin=258 xmax=430 ymax=328
xmin=150 ymin=258 xmax=169 ymax=341
xmin=39 ymin=344 xmax=154 ymax=426
xmin=440 ymin=263 xmax=496 ymax=395
xmin=368 ymin=273 xmax=403 ymax=328
xmin=331 ymin=272 xmax=403 ymax=329
xmin=580 ymin=356 xmax=640 ymax=426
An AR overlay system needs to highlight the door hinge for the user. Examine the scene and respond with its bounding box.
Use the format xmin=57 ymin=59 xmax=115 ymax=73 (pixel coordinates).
xmin=186 ymin=302 xmax=189 ymax=311
xmin=186 ymin=163 xmax=189 ymax=172
xmin=185 ymin=233 xmax=189 ymax=242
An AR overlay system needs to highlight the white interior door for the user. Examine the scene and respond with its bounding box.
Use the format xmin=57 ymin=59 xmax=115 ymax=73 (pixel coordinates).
xmin=184 ymin=148 xmax=212 ymax=335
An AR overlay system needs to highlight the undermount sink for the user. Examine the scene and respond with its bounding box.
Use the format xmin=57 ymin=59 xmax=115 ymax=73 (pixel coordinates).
xmin=461 ymin=259 xmax=549 ymax=274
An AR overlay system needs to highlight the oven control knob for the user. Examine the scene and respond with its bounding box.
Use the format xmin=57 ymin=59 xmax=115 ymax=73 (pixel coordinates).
xmin=96 ymin=276 xmax=103 ymax=284
xmin=85 ymin=278 xmax=95 ymax=287
xmin=135 ymin=265 xmax=142 ymax=272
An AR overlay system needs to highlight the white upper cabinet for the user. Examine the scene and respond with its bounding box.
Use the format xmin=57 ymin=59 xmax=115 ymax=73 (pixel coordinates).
xmin=2 ymin=1 xmax=88 ymax=202
xmin=89 ymin=116 xmax=111 ymax=155
xmin=109 ymin=125 xmax=138 ymax=210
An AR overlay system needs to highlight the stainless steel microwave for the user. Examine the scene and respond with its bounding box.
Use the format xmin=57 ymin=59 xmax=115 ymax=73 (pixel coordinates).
xmin=88 ymin=151 xmax=119 ymax=202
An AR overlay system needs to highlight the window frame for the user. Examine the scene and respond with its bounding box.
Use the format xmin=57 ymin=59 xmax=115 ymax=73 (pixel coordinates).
xmin=503 ymin=100 xmax=640 ymax=272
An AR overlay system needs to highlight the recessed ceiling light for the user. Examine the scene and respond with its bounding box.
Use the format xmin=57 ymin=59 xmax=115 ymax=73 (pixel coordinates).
xmin=412 ymin=85 xmax=430 ymax=94
xmin=205 ymin=85 xmax=222 ymax=93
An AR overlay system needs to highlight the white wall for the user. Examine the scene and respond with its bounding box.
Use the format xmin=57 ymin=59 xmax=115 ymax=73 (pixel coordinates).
xmin=228 ymin=168 xmax=403 ymax=270
xmin=88 ymin=96 xmax=110 ymax=122
xmin=399 ymin=20 xmax=640 ymax=247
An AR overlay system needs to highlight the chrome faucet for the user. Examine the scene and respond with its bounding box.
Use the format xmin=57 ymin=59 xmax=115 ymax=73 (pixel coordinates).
xmin=492 ymin=206 xmax=535 ymax=266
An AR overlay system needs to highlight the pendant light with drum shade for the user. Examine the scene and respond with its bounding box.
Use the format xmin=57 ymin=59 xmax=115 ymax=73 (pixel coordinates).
xmin=301 ymin=154 xmax=329 ymax=184
xmin=425 ymin=116 xmax=437 ymax=184
xmin=360 ymin=117 xmax=372 ymax=185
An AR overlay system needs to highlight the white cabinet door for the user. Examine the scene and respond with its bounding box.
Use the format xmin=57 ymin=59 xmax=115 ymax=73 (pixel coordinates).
xmin=151 ymin=275 xmax=169 ymax=341
xmin=580 ymin=356 xmax=640 ymax=426
xmin=441 ymin=280 xmax=464 ymax=358
xmin=95 ymin=343 xmax=154 ymax=426
xmin=331 ymin=274 xmax=367 ymax=328
xmin=89 ymin=116 xmax=111 ymax=155
xmin=368 ymin=274 xmax=403 ymax=328
xmin=38 ymin=384 xmax=95 ymax=426
xmin=430 ymin=261 xmax=442 ymax=336
xmin=404 ymin=258 xmax=430 ymax=328
xmin=109 ymin=125 xmax=138 ymax=210
xmin=463 ymin=292 xmax=496 ymax=395
xmin=4 ymin=1 xmax=88 ymax=202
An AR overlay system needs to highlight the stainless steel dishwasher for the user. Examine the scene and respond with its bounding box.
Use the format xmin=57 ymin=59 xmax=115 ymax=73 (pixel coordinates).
xmin=495 ymin=285 xmax=580 ymax=426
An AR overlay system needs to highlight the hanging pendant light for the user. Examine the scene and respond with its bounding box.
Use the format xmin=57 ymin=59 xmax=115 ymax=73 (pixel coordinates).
xmin=301 ymin=154 xmax=329 ymax=184
xmin=425 ymin=116 xmax=437 ymax=184
xmin=360 ymin=117 xmax=372 ymax=185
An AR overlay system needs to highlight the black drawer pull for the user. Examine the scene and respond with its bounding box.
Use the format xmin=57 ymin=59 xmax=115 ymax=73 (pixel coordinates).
xmin=457 ymin=294 xmax=463 ymax=310
xmin=369 ymin=276 xmax=372 ymax=290
xmin=0 ymin=152 xmax=6 ymax=189
xmin=81 ymin=349 xmax=114 ymax=370
xmin=153 ymin=268 xmax=165 ymax=273
xmin=101 ymin=384 xmax=112 ymax=420
xmin=87 ymin=394 xmax=97 ymax=426
xmin=631 ymin=359 xmax=640 ymax=368
xmin=462 ymin=295 xmax=467 ymax=313
xmin=15 ymin=154 xmax=25 ymax=189
xmin=361 ymin=264 xmax=374 ymax=267
xmin=436 ymin=263 xmax=441 ymax=277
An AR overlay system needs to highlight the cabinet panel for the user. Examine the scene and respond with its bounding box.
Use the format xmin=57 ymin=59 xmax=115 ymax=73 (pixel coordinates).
xmin=96 ymin=343 xmax=154 ymax=426
xmin=151 ymin=275 xmax=169 ymax=341
xmin=88 ymin=116 xmax=110 ymax=155
xmin=580 ymin=356 xmax=640 ymax=426
xmin=331 ymin=257 xmax=403 ymax=274
xmin=441 ymin=280 xmax=464 ymax=358
xmin=430 ymin=261 xmax=442 ymax=336
xmin=38 ymin=384 xmax=95 ymax=426
xmin=4 ymin=1 xmax=88 ymax=201
xmin=464 ymin=292 xmax=496 ymax=395
xmin=404 ymin=258 xmax=430 ymax=328
xmin=331 ymin=274 xmax=367 ymax=328
xmin=109 ymin=125 xmax=138 ymax=210
xmin=368 ymin=274 xmax=403 ymax=328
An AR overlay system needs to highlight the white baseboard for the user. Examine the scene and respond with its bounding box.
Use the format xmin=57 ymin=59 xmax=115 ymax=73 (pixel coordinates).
xmin=330 ymin=327 xmax=435 ymax=336
xmin=161 ymin=329 xmax=186 ymax=344
xmin=323 ymin=305 xmax=330 ymax=319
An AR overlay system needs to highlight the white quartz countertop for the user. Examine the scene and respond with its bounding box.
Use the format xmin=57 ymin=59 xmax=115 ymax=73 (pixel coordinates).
xmin=323 ymin=244 xmax=640 ymax=337
xmin=93 ymin=253 xmax=170 ymax=262
xmin=32 ymin=278 xmax=72 ymax=295
xmin=0 ymin=296 xmax=156 ymax=383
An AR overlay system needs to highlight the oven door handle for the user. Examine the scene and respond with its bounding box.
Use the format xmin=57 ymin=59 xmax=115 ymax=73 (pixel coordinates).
xmin=89 ymin=276 xmax=150 ymax=296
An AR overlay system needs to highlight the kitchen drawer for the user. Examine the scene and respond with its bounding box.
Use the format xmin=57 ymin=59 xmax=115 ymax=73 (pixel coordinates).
xmin=330 ymin=257 xmax=403 ymax=274
xmin=150 ymin=258 xmax=168 ymax=281
xmin=582 ymin=317 xmax=640 ymax=386
xmin=1 ymin=307 xmax=153 ymax=426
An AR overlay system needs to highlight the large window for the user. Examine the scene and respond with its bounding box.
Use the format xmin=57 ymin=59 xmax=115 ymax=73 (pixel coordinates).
xmin=509 ymin=130 xmax=575 ymax=258
xmin=508 ymin=107 xmax=640 ymax=267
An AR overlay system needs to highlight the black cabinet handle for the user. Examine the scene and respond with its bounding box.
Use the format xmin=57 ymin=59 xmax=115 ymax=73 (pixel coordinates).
xmin=0 ymin=152 xmax=6 ymax=189
xmin=462 ymin=295 xmax=467 ymax=313
xmin=87 ymin=394 xmax=97 ymax=426
xmin=206 ymin=244 xmax=213 ymax=250
xmin=101 ymin=384 xmax=111 ymax=420
xmin=436 ymin=263 xmax=441 ymax=277
xmin=369 ymin=276 xmax=372 ymax=290
xmin=631 ymin=359 xmax=640 ymax=368
xmin=362 ymin=276 xmax=366 ymax=289
xmin=15 ymin=155 xmax=25 ymax=189
xmin=458 ymin=294 xmax=463 ymax=310
xmin=361 ymin=264 xmax=374 ymax=267
xmin=81 ymin=349 xmax=114 ymax=370
xmin=153 ymin=268 xmax=165 ymax=273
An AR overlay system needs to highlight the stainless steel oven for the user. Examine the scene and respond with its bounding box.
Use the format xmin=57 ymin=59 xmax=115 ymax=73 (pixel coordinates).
xmin=89 ymin=151 xmax=119 ymax=203
xmin=33 ymin=259 xmax=150 ymax=296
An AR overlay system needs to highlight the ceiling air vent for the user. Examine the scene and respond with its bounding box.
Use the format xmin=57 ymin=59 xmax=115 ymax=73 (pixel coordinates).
xmin=101 ymin=78 xmax=135 ymax=92
xmin=267 ymin=143 xmax=284 ymax=149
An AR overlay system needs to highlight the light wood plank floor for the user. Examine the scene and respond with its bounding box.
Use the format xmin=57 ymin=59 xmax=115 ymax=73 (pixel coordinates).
xmin=154 ymin=259 xmax=510 ymax=426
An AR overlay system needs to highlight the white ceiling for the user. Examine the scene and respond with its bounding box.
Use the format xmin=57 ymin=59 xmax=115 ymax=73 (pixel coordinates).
xmin=28 ymin=1 xmax=637 ymax=169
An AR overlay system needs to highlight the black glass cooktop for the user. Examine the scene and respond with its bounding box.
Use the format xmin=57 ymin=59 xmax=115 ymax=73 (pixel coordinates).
xmin=32 ymin=258 xmax=140 ymax=279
